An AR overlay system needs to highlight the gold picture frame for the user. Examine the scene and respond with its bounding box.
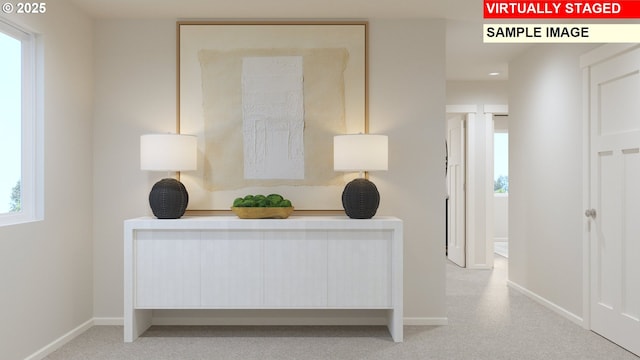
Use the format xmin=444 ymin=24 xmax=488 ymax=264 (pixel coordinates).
xmin=177 ymin=21 xmax=368 ymax=213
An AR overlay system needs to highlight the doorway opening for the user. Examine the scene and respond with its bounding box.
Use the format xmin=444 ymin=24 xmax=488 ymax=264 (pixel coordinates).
xmin=493 ymin=117 xmax=509 ymax=259
xmin=445 ymin=112 xmax=468 ymax=268
xmin=446 ymin=105 xmax=508 ymax=270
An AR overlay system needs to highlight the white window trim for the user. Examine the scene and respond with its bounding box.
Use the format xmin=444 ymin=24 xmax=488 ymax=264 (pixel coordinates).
xmin=0 ymin=19 xmax=43 ymax=227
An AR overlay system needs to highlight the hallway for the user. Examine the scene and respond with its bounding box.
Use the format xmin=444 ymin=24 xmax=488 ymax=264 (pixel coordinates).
xmin=444 ymin=255 xmax=639 ymax=359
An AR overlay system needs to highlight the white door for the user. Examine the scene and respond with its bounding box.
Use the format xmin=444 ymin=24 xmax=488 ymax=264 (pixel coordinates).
xmin=447 ymin=115 xmax=466 ymax=267
xmin=588 ymin=45 xmax=640 ymax=356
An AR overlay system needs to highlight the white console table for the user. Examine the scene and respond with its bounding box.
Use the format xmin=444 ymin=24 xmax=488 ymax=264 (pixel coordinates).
xmin=124 ymin=216 xmax=403 ymax=342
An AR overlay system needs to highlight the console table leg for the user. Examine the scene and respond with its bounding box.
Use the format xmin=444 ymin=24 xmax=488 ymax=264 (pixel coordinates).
xmin=124 ymin=309 xmax=152 ymax=342
xmin=387 ymin=308 xmax=403 ymax=342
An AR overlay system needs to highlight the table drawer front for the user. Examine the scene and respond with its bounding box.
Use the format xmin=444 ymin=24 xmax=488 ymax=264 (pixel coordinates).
xmin=135 ymin=236 xmax=201 ymax=308
xmin=134 ymin=229 xmax=393 ymax=309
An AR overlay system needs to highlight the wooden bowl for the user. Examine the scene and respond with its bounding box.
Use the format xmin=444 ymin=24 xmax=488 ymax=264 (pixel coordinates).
xmin=231 ymin=207 xmax=294 ymax=219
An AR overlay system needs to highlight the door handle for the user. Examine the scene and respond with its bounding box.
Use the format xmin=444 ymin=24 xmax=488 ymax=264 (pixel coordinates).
xmin=585 ymin=209 xmax=597 ymax=218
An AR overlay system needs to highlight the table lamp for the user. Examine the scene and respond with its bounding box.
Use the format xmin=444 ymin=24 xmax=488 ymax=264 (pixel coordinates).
xmin=334 ymin=134 xmax=388 ymax=219
xmin=140 ymin=134 xmax=197 ymax=219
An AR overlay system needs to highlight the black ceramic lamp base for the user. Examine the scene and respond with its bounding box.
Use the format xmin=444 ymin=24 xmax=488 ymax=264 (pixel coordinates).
xmin=149 ymin=178 xmax=189 ymax=219
xmin=341 ymin=178 xmax=380 ymax=219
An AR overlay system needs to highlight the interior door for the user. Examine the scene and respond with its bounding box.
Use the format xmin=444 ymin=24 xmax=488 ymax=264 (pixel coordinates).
xmin=447 ymin=115 xmax=466 ymax=267
xmin=588 ymin=45 xmax=640 ymax=356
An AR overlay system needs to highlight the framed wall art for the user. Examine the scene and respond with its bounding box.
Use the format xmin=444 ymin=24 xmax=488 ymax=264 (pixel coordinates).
xmin=177 ymin=21 xmax=368 ymax=211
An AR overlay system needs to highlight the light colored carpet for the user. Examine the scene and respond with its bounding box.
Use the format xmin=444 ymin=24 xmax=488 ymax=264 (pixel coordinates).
xmin=44 ymin=256 xmax=639 ymax=360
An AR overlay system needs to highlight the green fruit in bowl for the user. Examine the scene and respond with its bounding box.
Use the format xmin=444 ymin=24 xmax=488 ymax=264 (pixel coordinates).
xmin=279 ymin=199 xmax=292 ymax=207
xmin=267 ymin=194 xmax=283 ymax=203
xmin=232 ymin=194 xmax=293 ymax=208
xmin=241 ymin=199 xmax=256 ymax=207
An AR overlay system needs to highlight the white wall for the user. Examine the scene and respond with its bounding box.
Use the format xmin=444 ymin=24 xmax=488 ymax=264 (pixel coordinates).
xmin=93 ymin=19 xmax=447 ymax=323
xmin=371 ymin=19 xmax=446 ymax=321
xmin=494 ymin=194 xmax=508 ymax=241
xmin=446 ymin=80 xmax=508 ymax=105
xmin=92 ymin=19 xmax=176 ymax=320
xmin=0 ymin=2 xmax=94 ymax=359
xmin=509 ymin=44 xmax=597 ymax=318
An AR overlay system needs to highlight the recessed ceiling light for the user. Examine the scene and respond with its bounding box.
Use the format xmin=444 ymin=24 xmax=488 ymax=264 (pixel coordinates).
xmin=488 ymin=72 xmax=500 ymax=76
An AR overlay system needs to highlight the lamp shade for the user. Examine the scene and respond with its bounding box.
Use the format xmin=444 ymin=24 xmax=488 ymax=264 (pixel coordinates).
xmin=334 ymin=134 xmax=388 ymax=172
xmin=140 ymin=134 xmax=197 ymax=171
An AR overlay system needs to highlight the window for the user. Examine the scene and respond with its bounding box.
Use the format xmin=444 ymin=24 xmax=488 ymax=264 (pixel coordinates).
xmin=0 ymin=19 xmax=41 ymax=226
xmin=494 ymin=132 xmax=509 ymax=193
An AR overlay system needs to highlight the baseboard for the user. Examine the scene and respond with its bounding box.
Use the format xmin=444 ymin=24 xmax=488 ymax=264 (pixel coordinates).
xmin=103 ymin=315 xmax=448 ymax=327
xmin=24 ymin=318 xmax=94 ymax=360
xmin=507 ymin=280 xmax=583 ymax=326
xmin=153 ymin=317 xmax=448 ymax=327
xmin=466 ymin=265 xmax=493 ymax=270
xmin=93 ymin=317 xmax=124 ymax=326
xmin=403 ymin=317 xmax=448 ymax=326
xmin=151 ymin=316 xmax=388 ymax=326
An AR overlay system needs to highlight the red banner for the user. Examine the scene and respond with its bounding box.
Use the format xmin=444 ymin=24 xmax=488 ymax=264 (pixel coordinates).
xmin=484 ymin=1 xmax=640 ymax=18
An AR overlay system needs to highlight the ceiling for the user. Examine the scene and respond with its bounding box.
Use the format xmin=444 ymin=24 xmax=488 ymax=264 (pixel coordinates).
xmin=70 ymin=0 xmax=530 ymax=81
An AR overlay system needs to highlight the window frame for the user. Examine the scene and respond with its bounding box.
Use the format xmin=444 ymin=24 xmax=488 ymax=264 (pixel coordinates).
xmin=0 ymin=19 xmax=43 ymax=227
